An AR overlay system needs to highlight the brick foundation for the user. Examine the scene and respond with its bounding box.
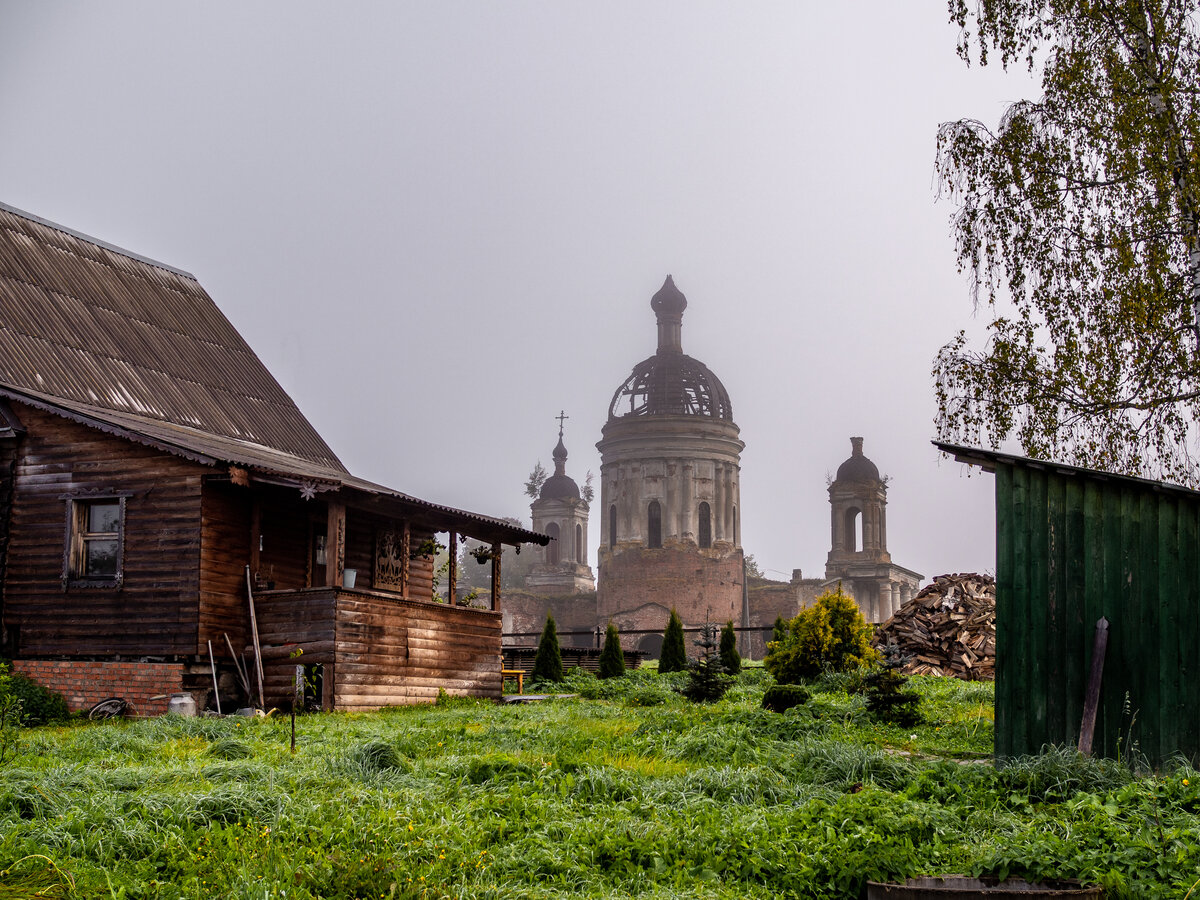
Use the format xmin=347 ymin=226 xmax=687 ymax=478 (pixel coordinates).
xmin=12 ymin=660 xmax=185 ymax=716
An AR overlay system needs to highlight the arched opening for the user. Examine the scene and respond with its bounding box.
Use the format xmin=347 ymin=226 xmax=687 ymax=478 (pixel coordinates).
xmin=698 ymin=501 xmax=712 ymax=549
xmin=545 ymin=522 xmax=561 ymax=564
xmin=638 ymin=633 xmax=664 ymax=659
xmin=609 ymin=504 xmax=617 ymax=548
xmin=844 ymin=507 xmax=861 ymax=553
xmin=647 ymin=500 xmax=662 ymax=549
xmin=575 ymin=524 xmax=583 ymax=564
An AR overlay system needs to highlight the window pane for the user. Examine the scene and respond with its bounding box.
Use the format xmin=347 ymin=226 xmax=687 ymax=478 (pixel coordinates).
xmin=88 ymin=502 xmax=120 ymax=534
xmin=85 ymin=539 xmax=119 ymax=576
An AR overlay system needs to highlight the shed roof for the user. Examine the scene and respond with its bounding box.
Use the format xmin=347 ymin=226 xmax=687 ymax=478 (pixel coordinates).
xmin=934 ymin=441 xmax=1200 ymax=500
xmin=0 ymin=202 xmax=546 ymax=547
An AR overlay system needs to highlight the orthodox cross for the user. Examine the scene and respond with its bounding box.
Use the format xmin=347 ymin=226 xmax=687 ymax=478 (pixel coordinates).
xmin=556 ymin=409 xmax=569 ymax=438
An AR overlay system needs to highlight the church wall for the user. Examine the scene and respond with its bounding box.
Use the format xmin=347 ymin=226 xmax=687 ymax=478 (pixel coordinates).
xmin=596 ymin=545 xmax=743 ymax=631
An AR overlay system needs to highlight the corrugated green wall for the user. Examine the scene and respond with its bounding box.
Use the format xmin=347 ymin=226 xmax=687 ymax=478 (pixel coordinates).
xmin=995 ymin=461 xmax=1200 ymax=764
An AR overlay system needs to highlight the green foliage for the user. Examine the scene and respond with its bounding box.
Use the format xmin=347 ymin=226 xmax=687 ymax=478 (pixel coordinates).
xmin=719 ymin=620 xmax=741 ymax=674
xmin=532 ymin=613 xmax=564 ymax=683
xmin=682 ymin=623 xmax=733 ymax=703
xmin=863 ymin=644 xmax=922 ymax=728
xmin=524 ymin=461 xmax=547 ymax=498
xmin=765 ymin=587 xmax=878 ymax=683
xmin=935 ymin=0 xmax=1200 ymax=484
xmin=0 ymin=663 xmax=24 ymax=764
xmin=598 ymin=623 xmax=625 ymax=679
xmin=659 ymin=608 xmax=687 ymax=673
xmin=1 ymin=674 xmax=1194 ymax=898
xmin=744 ymin=553 xmax=764 ymax=578
xmin=762 ymin=683 xmax=811 ymax=714
xmin=772 ymin=615 xmax=787 ymax=644
xmin=3 ymin=670 xmax=69 ymax=726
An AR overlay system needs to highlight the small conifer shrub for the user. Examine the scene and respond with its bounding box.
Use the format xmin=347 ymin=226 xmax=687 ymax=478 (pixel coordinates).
xmin=598 ymin=623 xmax=625 ymax=679
xmin=532 ymin=613 xmax=564 ymax=683
xmin=772 ymin=616 xmax=787 ymax=645
xmin=761 ymin=683 xmax=811 ymax=713
xmin=659 ymin=609 xmax=687 ymax=673
xmin=682 ymin=623 xmax=733 ymax=703
xmin=864 ymin=642 xmax=922 ymax=727
xmin=718 ymin=620 xmax=741 ymax=674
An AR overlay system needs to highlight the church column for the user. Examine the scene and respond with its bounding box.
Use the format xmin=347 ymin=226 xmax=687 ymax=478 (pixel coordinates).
xmin=665 ymin=461 xmax=678 ymax=542
xmin=723 ymin=464 xmax=734 ymax=545
xmin=714 ymin=464 xmax=725 ymax=543
xmin=680 ymin=462 xmax=693 ymax=539
xmin=879 ymin=494 xmax=888 ymax=551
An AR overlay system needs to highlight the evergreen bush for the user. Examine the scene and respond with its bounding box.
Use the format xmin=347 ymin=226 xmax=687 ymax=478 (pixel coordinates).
xmin=597 ymin=623 xmax=625 ymax=679
xmin=762 ymin=683 xmax=811 ymax=713
xmin=681 ymin=623 xmax=733 ymax=703
xmin=718 ymin=620 xmax=741 ymax=674
xmin=532 ymin=613 xmax=564 ymax=683
xmin=659 ymin=609 xmax=687 ymax=673
xmin=764 ymin=586 xmax=877 ymax=683
xmin=863 ymin=642 xmax=922 ymax=727
xmin=772 ymin=616 xmax=787 ymax=645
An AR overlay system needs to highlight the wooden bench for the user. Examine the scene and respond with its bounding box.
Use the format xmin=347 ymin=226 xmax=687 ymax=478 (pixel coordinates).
xmin=500 ymin=669 xmax=524 ymax=694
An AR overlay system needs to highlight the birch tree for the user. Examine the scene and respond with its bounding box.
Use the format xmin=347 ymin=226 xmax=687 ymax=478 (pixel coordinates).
xmin=935 ymin=0 xmax=1200 ymax=484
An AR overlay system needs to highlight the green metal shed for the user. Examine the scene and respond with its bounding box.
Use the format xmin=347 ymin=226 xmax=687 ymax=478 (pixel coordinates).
xmin=938 ymin=442 xmax=1200 ymax=766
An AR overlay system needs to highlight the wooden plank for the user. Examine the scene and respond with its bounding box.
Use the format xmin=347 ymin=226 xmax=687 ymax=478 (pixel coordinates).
xmin=1062 ymin=475 xmax=1087 ymax=741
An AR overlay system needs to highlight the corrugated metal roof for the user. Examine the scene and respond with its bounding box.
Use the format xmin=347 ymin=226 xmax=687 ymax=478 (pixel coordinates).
xmin=0 ymin=204 xmax=547 ymax=547
xmin=0 ymin=202 xmax=344 ymax=472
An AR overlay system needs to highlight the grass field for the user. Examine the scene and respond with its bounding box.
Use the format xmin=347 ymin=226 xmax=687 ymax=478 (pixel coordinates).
xmin=2 ymin=668 xmax=1198 ymax=899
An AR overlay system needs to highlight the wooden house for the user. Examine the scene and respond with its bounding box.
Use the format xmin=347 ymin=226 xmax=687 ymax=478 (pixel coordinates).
xmin=0 ymin=202 xmax=546 ymax=713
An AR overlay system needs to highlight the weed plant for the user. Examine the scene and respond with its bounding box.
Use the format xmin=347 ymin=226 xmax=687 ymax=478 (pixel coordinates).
xmin=1 ymin=674 xmax=1195 ymax=899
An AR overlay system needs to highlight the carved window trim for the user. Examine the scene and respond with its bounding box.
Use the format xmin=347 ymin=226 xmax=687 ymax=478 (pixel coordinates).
xmin=62 ymin=493 xmax=127 ymax=589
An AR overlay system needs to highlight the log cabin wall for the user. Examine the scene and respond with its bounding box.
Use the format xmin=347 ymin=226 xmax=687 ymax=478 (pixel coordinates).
xmin=0 ymin=433 xmax=17 ymax=652
xmin=253 ymin=588 xmax=502 ymax=709
xmin=5 ymin=402 xmax=204 ymax=657
xmin=198 ymin=481 xmax=252 ymax=657
xmin=257 ymin=488 xmax=312 ymax=590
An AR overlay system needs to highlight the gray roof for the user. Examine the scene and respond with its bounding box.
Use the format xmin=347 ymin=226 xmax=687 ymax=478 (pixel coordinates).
xmin=0 ymin=202 xmax=546 ymax=546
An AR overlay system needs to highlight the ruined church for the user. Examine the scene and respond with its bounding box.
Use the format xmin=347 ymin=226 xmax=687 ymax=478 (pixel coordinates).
xmin=504 ymin=277 xmax=921 ymax=655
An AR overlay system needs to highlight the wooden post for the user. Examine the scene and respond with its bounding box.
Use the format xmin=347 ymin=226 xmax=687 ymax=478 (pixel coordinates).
xmin=1078 ymin=616 xmax=1110 ymax=756
xmin=490 ymin=542 xmax=502 ymax=611
xmin=400 ymin=521 xmax=411 ymax=599
xmin=244 ymin=566 xmax=266 ymax=710
xmin=325 ymin=500 xmax=346 ymax=588
xmin=249 ymin=497 xmax=262 ymax=584
xmin=447 ymin=530 xmax=457 ymax=605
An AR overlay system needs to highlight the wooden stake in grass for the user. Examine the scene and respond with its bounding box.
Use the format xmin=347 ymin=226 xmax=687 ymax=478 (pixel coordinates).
xmin=245 ymin=565 xmax=266 ymax=710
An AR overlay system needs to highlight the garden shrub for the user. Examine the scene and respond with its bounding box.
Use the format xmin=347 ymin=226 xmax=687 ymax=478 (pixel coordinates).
xmin=3 ymin=670 xmax=69 ymax=726
xmin=681 ymin=623 xmax=732 ymax=703
xmin=532 ymin=613 xmax=564 ymax=683
xmin=764 ymin=586 xmax=877 ymax=683
xmin=598 ymin=623 xmax=625 ymax=679
xmin=659 ymin=609 xmax=687 ymax=673
xmin=719 ymin=620 xmax=741 ymax=674
xmin=762 ymin=683 xmax=811 ymax=713
xmin=772 ymin=615 xmax=787 ymax=645
xmin=864 ymin=643 xmax=922 ymax=727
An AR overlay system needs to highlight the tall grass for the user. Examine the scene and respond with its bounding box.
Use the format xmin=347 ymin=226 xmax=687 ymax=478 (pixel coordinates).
xmin=0 ymin=673 xmax=1195 ymax=898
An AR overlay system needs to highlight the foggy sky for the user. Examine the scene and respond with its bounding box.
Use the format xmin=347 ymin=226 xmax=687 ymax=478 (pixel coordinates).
xmin=0 ymin=3 xmax=1041 ymax=584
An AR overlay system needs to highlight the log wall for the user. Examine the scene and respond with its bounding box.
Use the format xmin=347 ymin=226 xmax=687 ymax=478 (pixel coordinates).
xmin=199 ymin=481 xmax=251 ymax=657
xmin=4 ymin=403 xmax=204 ymax=656
xmin=254 ymin=587 xmax=502 ymax=709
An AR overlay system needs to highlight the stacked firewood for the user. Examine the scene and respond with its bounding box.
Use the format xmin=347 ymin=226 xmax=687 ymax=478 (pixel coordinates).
xmin=873 ymin=573 xmax=996 ymax=680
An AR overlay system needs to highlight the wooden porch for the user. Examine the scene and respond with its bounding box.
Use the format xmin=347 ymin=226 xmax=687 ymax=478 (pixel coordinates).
xmin=253 ymin=586 xmax=503 ymax=710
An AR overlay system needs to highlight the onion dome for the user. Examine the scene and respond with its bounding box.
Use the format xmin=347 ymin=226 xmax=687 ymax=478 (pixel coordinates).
xmin=539 ymin=423 xmax=581 ymax=501
xmin=607 ymin=276 xmax=733 ymax=421
xmin=835 ymin=437 xmax=881 ymax=482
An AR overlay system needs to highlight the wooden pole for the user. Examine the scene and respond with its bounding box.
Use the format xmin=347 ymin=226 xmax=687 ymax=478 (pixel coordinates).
xmin=325 ymin=500 xmax=346 ymax=588
xmin=490 ymin=543 xmax=502 ymax=612
xmin=447 ymin=530 xmax=457 ymax=605
xmin=223 ymin=632 xmax=251 ymax=698
xmin=207 ymin=639 xmax=222 ymax=715
xmin=1078 ymin=616 xmax=1110 ymax=756
xmin=245 ymin=565 xmax=266 ymax=710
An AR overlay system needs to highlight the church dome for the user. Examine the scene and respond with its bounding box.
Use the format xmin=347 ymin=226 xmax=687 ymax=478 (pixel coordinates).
xmin=607 ymin=277 xmax=733 ymax=422
xmin=835 ymin=437 xmax=880 ymax=482
xmin=539 ymin=432 xmax=581 ymax=500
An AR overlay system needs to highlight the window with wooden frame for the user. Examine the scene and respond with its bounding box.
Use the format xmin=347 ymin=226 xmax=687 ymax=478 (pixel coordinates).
xmin=65 ymin=496 xmax=125 ymax=585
